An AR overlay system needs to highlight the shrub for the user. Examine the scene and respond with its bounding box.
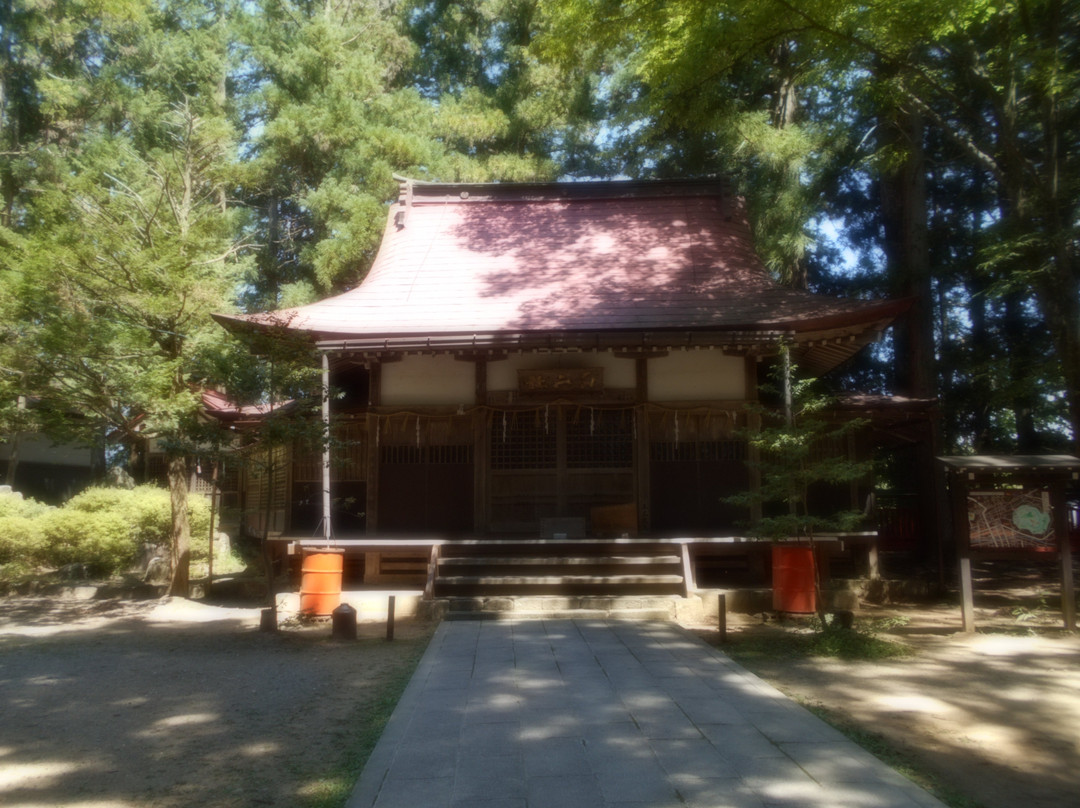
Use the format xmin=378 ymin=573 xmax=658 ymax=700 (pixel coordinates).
xmin=0 ymin=493 xmax=53 ymax=571
xmin=188 ymin=495 xmax=212 ymax=558
xmin=41 ymin=509 xmax=136 ymax=576
xmin=33 ymin=485 xmax=217 ymax=576
xmin=65 ymin=485 xmax=172 ymax=546
xmin=0 ymin=490 xmax=52 ymax=519
xmin=0 ymin=515 xmax=47 ymax=565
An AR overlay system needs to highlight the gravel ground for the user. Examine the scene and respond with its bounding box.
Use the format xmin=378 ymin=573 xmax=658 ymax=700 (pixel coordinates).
xmin=684 ymin=599 xmax=1080 ymax=808
xmin=2 ymin=586 xmax=1078 ymax=808
xmin=0 ymin=596 xmax=433 ymax=808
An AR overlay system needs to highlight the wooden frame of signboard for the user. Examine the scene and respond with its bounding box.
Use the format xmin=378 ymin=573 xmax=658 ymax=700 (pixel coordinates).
xmin=940 ymin=455 xmax=1080 ymax=632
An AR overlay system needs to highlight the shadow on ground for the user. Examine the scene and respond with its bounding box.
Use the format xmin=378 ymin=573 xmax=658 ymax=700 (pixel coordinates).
xmin=0 ymin=597 xmax=433 ymax=808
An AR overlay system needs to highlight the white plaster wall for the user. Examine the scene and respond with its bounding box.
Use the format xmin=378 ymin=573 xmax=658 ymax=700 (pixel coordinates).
xmin=381 ymin=354 xmax=476 ymax=406
xmin=0 ymin=434 xmax=92 ymax=467
xmin=487 ymin=351 xmax=636 ymax=391
xmin=648 ymin=350 xmax=745 ymax=401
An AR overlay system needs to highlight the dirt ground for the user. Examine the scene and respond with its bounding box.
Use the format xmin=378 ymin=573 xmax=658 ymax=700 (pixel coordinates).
xmin=0 ymin=596 xmax=434 ymax=808
xmin=2 ymin=572 xmax=1078 ymax=808
xmin=681 ymin=566 xmax=1080 ymax=808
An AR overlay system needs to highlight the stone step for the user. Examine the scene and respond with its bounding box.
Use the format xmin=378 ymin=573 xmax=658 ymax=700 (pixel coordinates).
xmin=445 ymin=608 xmax=675 ymax=621
xmin=420 ymin=594 xmax=684 ymax=621
xmin=438 ymin=555 xmax=681 ymax=566
xmin=437 ymin=574 xmax=685 ymax=586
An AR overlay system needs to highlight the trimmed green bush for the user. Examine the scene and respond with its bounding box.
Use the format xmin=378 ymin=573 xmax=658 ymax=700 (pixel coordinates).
xmin=0 ymin=492 xmax=53 ymax=570
xmin=41 ymin=508 xmax=136 ymax=575
xmin=0 ymin=484 xmax=220 ymax=577
xmin=0 ymin=515 xmax=47 ymax=565
xmin=0 ymin=491 xmax=52 ymax=519
xmin=187 ymin=495 xmax=213 ymax=562
xmin=65 ymin=485 xmax=173 ymax=545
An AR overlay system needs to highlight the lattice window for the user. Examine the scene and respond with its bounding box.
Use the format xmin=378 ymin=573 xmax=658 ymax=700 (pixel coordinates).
xmin=490 ymin=412 xmax=556 ymax=470
xmin=380 ymin=445 xmax=473 ymax=465
xmin=565 ymin=409 xmax=633 ymax=468
xmin=650 ymin=440 xmax=747 ymax=463
xmin=648 ymin=408 xmax=741 ymax=443
xmin=292 ymin=439 xmax=322 ymax=482
xmin=808 ymin=434 xmax=849 ymax=463
xmin=146 ymin=454 xmax=168 ymax=485
xmin=335 ymin=421 xmax=367 ymax=480
xmin=243 ymin=445 xmax=288 ymax=534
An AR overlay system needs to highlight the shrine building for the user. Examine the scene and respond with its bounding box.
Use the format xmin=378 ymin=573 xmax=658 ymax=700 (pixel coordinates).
xmin=214 ymin=178 xmax=931 ymax=598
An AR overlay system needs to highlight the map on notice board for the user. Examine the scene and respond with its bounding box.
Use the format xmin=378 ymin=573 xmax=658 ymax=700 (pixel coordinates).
xmin=967 ymin=489 xmax=1056 ymax=551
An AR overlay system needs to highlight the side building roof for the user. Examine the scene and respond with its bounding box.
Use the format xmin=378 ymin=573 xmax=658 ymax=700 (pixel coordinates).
xmin=216 ymin=178 xmax=911 ymax=374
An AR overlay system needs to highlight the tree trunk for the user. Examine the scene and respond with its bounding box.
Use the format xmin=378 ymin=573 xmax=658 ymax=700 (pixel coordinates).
xmin=1004 ymin=292 xmax=1039 ymax=451
xmin=880 ymin=108 xmax=933 ymax=397
xmin=1038 ymin=266 xmax=1080 ymax=453
xmin=878 ymin=102 xmax=946 ymax=572
xmin=167 ymin=454 xmax=191 ymax=597
xmin=966 ymin=275 xmax=992 ymax=452
xmin=3 ymin=432 xmax=19 ymax=486
xmin=4 ymin=395 xmax=27 ymax=486
xmin=260 ymin=444 xmax=278 ymax=630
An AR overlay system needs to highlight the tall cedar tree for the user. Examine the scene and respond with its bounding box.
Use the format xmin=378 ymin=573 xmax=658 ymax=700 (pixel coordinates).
xmin=545 ymin=0 xmax=1079 ymax=451
xmin=7 ymin=1 xmax=242 ymax=594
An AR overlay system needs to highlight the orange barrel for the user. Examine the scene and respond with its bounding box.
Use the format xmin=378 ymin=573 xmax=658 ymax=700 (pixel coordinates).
xmin=772 ymin=545 xmax=816 ymax=613
xmin=299 ymin=548 xmax=345 ymax=616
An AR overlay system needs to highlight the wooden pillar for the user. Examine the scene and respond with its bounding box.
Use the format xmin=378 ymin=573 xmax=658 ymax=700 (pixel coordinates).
xmin=321 ymin=352 xmax=332 ymax=542
xmin=745 ymin=357 xmax=763 ymax=526
xmin=1053 ymin=479 xmax=1076 ymax=630
xmin=952 ymin=470 xmax=976 ymax=632
xmin=365 ymin=362 xmax=381 ymax=535
xmin=555 ymin=406 xmax=567 ymax=516
xmin=680 ymin=541 xmax=695 ymax=596
xmin=635 ymin=354 xmax=650 ymax=535
xmin=474 ymin=356 xmax=489 ymax=534
xmin=958 ymin=556 xmax=975 ymax=632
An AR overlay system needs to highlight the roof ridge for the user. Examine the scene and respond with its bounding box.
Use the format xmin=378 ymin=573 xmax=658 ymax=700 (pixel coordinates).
xmin=393 ymin=175 xmax=731 ymax=206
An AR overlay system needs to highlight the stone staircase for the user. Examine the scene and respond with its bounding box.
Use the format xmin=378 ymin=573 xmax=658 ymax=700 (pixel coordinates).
xmin=428 ymin=594 xmax=688 ymax=621
xmin=432 ymin=539 xmax=686 ymax=596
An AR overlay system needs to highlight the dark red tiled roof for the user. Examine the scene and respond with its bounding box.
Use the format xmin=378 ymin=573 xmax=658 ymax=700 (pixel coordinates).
xmin=217 ymin=180 xmax=909 ymax=358
xmin=200 ymin=389 xmax=292 ymax=422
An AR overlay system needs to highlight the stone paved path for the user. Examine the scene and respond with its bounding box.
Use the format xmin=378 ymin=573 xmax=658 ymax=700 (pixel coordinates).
xmin=347 ymin=619 xmax=946 ymax=808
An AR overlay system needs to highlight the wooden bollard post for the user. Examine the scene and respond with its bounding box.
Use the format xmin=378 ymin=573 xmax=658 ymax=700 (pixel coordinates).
xmin=386 ymin=595 xmax=396 ymax=641
xmin=718 ymin=593 xmax=727 ymax=643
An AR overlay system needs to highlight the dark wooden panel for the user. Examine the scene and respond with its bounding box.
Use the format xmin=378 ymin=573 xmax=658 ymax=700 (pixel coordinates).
xmin=378 ymin=446 xmax=473 ymax=534
xmin=650 ymin=441 xmax=748 ymax=535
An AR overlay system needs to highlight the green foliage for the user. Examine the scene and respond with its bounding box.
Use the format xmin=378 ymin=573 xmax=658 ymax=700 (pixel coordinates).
xmin=63 ymin=485 xmax=210 ymax=550
xmin=0 ymin=516 xmax=47 ymax=565
xmin=543 ymin=0 xmax=1079 ymax=450
xmin=806 ymin=624 xmax=913 ymax=661
xmin=722 ymin=619 xmax=912 ymax=663
xmin=293 ymin=639 xmax=431 ymax=808
xmin=234 ymin=0 xmax=577 ymax=303
xmin=0 ymin=485 xmax=214 ymax=577
xmin=0 ymin=492 xmax=52 ymax=520
xmin=728 ymin=352 xmax=871 ymax=540
xmin=0 ymin=492 xmax=52 ymax=567
xmin=41 ymin=509 xmax=137 ymax=575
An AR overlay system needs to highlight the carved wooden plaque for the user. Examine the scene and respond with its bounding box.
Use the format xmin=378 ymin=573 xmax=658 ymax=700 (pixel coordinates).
xmin=517 ymin=368 xmax=603 ymax=396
